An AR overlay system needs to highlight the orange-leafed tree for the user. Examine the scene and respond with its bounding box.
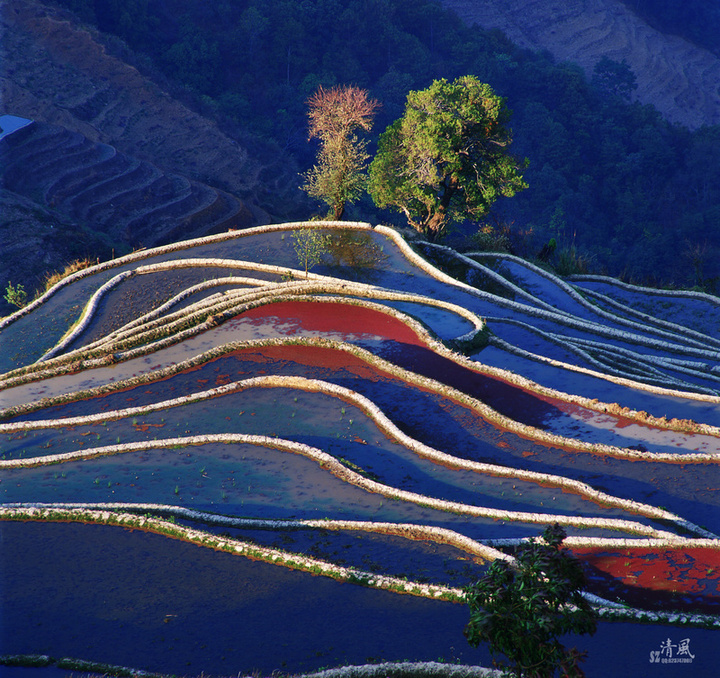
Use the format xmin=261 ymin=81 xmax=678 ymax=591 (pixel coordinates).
xmin=302 ymin=85 xmax=380 ymax=220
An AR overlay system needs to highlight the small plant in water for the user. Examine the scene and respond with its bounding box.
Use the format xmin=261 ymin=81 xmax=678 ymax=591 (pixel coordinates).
xmin=293 ymin=227 xmax=331 ymax=277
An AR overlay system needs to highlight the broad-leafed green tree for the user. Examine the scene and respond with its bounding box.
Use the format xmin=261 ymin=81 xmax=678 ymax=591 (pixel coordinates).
xmin=4 ymin=281 xmax=27 ymax=309
xmin=302 ymin=85 xmax=380 ymax=220
xmin=464 ymin=523 xmax=597 ymax=678
xmin=368 ymin=76 xmax=528 ymax=241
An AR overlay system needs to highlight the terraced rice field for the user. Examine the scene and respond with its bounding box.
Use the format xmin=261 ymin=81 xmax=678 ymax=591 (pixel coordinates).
xmin=1 ymin=222 xmax=719 ymax=677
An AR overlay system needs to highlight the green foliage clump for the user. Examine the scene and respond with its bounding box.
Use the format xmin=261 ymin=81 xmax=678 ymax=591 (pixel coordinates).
xmin=554 ymin=246 xmax=593 ymax=277
xmin=592 ymin=57 xmax=638 ymax=101
xmin=464 ymin=524 xmax=597 ymax=678
xmin=471 ymin=223 xmax=513 ymax=253
xmin=293 ymin=227 xmax=331 ymax=277
xmin=369 ymin=76 xmax=528 ymax=241
xmin=4 ymin=281 xmax=27 ymax=309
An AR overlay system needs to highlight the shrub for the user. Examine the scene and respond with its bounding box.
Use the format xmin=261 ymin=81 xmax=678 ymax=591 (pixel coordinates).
xmin=4 ymin=281 xmax=28 ymax=308
xmin=464 ymin=524 xmax=597 ymax=677
xmin=40 ymin=257 xmax=95 ymax=295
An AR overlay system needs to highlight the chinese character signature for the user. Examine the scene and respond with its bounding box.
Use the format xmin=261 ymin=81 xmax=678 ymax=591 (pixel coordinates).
xmin=661 ymin=638 xmax=676 ymax=657
xmin=650 ymin=638 xmax=695 ymax=663
xmin=678 ymin=638 xmax=695 ymax=659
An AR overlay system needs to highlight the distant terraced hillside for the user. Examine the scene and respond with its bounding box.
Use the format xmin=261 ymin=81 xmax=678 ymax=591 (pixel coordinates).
xmin=1 ymin=120 xmax=253 ymax=248
xmin=441 ymin=0 xmax=720 ymax=128
xmin=0 ymin=0 xmax=274 ymax=205
xmin=0 ymin=119 xmax=255 ymax=308
xmin=0 ymin=0 xmax=306 ymax=309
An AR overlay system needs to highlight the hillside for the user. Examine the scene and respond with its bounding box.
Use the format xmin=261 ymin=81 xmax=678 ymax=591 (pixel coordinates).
xmin=0 ymin=0 xmax=306 ymax=307
xmin=441 ymin=0 xmax=720 ymax=129
xmin=0 ymin=0 xmax=271 ymax=201
xmin=0 ymin=118 xmax=255 ymax=296
xmin=2 ymin=0 xmax=719 ymax=309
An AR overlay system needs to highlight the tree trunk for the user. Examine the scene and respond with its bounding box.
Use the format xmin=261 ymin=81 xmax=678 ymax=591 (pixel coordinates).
xmin=424 ymin=180 xmax=456 ymax=240
xmin=424 ymin=211 xmax=446 ymax=241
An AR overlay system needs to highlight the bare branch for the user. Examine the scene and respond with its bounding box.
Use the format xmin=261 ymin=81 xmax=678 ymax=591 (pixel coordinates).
xmin=307 ymin=85 xmax=381 ymax=140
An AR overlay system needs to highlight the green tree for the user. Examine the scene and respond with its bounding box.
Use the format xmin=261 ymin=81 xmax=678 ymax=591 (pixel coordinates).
xmin=302 ymin=85 xmax=380 ymax=220
xmin=163 ymin=19 xmax=222 ymax=95
xmin=592 ymin=57 xmax=638 ymax=101
xmin=368 ymin=75 xmax=528 ymax=241
xmin=464 ymin=524 xmax=597 ymax=678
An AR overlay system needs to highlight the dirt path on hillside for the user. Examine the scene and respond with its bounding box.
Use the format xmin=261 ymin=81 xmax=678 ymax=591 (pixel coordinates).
xmin=441 ymin=0 xmax=720 ymax=128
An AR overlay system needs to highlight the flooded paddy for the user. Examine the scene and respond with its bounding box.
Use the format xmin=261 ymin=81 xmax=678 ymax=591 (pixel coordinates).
xmin=2 ymin=223 xmax=719 ymax=677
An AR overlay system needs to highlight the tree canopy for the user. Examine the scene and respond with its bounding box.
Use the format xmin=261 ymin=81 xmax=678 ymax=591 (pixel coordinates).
xmin=368 ymin=76 xmax=528 ymax=240
xmin=464 ymin=524 xmax=597 ymax=677
xmin=292 ymin=226 xmax=331 ymax=277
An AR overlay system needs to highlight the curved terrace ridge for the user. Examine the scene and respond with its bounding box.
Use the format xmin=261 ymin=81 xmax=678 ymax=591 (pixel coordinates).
xmin=3 ymin=333 xmax=718 ymax=463
xmin=2 ymin=221 xmax=719 ymax=672
xmin=0 ymin=433 xmax=678 ymax=537
xmin=1 ymin=375 xmax=710 ymax=536
xmin=2 ymin=505 xmax=718 ymax=630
